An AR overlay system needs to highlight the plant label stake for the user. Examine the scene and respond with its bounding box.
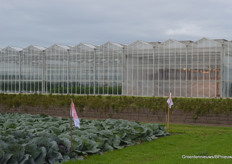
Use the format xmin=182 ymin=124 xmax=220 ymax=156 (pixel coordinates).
xmin=167 ymin=99 xmax=170 ymax=132
xmin=70 ymin=99 xmax=80 ymax=153
xmin=70 ymin=99 xmax=73 ymax=152
xmin=166 ymin=92 xmax=173 ymax=132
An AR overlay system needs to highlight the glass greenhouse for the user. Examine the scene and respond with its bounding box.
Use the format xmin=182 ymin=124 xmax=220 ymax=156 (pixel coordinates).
xmin=0 ymin=38 xmax=231 ymax=97
xmin=69 ymin=43 xmax=96 ymax=94
xmin=0 ymin=46 xmax=22 ymax=93
xmin=95 ymin=42 xmax=123 ymax=95
xmin=21 ymin=45 xmax=45 ymax=93
xmin=44 ymin=44 xmax=70 ymax=94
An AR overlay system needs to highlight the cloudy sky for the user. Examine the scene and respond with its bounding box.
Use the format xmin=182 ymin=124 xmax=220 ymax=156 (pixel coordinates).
xmin=0 ymin=0 xmax=232 ymax=48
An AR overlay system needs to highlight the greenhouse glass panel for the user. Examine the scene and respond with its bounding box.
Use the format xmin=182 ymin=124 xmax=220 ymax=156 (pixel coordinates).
xmin=96 ymin=42 xmax=123 ymax=95
xmin=0 ymin=47 xmax=22 ymax=93
xmin=187 ymin=42 xmax=197 ymax=97
xmin=223 ymin=41 xmax=232 ymax=97
xmin=195 ymin=38 xmax=222 ymax=97
xmin=124 ymin=41 xmax=153 ymax=96
xmin=152 ymin=42 xmax=162 ymax=97
xmin=69 ymin=43 xmax=96 ymax=94
xmin=45 ymin=45 xmax=70 ymax=94
xmin=22 ymin=46 xmax=45 ymax=93
xmin=162 ymin=40 xmax=187 ymax=97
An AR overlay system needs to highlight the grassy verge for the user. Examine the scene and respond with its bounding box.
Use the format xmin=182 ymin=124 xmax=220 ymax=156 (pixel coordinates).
xmin=64 ymin=124 xmax=232 ymax=164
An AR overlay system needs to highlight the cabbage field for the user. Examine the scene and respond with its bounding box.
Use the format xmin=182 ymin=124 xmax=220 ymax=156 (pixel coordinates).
xmin=0 ymin=113 xmax=168 ymax=164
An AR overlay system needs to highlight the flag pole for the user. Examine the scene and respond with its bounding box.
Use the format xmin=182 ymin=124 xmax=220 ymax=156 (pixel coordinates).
xmin=70 ymin=99 xmax=73 ymax=152
xmin=167 ymin=92 xmax=170 ymax=132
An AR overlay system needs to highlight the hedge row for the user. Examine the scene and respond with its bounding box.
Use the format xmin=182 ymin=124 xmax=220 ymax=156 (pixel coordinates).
xmin=0 ymin=94 xmax=232 ymax=119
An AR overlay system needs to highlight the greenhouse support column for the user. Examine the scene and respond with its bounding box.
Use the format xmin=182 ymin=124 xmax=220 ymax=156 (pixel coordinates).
xmin=197 ymin=44 xmax=199 ymax=97
xmin=215 ymin=46 xmax=217 ymax=97
xmin=113 ymin=46 xmax=116 ymax=95
xmin=107 ymin=43 xmax=109 ymax=95
xmin=191 ymin=45 xmax=193 ymax=97
xmin=84 ymin=47 xmax=86 ymax=94
xmin=142 ymin=44 xmax=144 ymax=97
xmin=3 ymin=51 xmax=5 ymax=93
xmin=122 ymin=47 xmax=125 ymax=95
xmin=168 ymin=41 xmax=170 ymax=95
xmin=174 ymin=43 xmax=176 ymax=96
xmin=19 ymin=51 xmax=22 ymax=93
xmin=220 ymin=44 xmax=224 ymax=97
xmin=116 ymin=48 xmax=118 ymax=95
xmin=147 ymin=48 xmax=150 ymax=96
xmin=163 ymin=45 xmax=166 ymax=97
xmin=227 ymin=43 xmax=230 ymax=97
xmin=203 ymin=41 xmax=205 ymax=97
xmin=79 ymin=49 xmax=81 ymax=94
xmin=102 ymin=47 xmax=104 ymax=95
xmin=223 ymin=44 xmax=226 ymax=97
xmin=89 ymin=50 xmax=91 ymax=95
xmin=41 ymin=50 xmax=45 ymax=93
xmin=7 ymin=49 xmax=10 ymax=92
xmin=179 ymin=45 xmax=181 ymax=97
xmin=67 ymin=49 xmax=70 ymax=94
xmin=131 ymin=45 xmax=134 ymax=95
xmin=136 ymin=46 xmax=139 ymax=96
xmin=26 ymin=52 xmax=28 ymax=92
xmin=42 ymin=50 xmax=45 ymax=94
xmin=13 ymin=51 xmax=17 ymax=93
xmin=93 ymin=48 xmax=96 ymax=95
xmin=158 ymin=46 xmax=160 ymax=96
xmin=209 ymin=43 xmax=211 ymax=97
xmin=94 ymin=48 xmax=96 ymax=95
xmin=153 ymin=46 xmax=155 ymax=96
xmin=112 ymin=46 xmax=115 ymax=95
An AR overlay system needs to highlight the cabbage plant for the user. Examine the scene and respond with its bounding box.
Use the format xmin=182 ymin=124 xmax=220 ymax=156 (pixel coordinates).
xmin=0 ymin=113 xmax=168 ymax=164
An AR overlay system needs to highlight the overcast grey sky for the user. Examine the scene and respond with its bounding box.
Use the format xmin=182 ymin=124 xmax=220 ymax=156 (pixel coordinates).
xmin=0 ymin=0 xmax=232 ymax=48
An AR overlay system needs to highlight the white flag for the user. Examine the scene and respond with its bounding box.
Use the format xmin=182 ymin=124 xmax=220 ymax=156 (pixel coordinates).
xmin=167 ymin=92 xmax=173 ymax=109
xmin=71 ymin=102 xmax=80 ymax=128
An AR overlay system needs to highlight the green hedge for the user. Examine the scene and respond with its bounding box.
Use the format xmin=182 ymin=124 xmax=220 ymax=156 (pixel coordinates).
xmin=0 ymin=94 xmax=232 ymax=119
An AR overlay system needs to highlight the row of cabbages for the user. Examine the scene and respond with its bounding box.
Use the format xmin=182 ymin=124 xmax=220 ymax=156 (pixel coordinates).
xmin=0 ymin=113 xmax=169 ymax=164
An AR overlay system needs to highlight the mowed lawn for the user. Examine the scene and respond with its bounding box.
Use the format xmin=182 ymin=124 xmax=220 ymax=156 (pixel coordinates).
xmin=64 ymin=124 xmax=232 ymax=164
